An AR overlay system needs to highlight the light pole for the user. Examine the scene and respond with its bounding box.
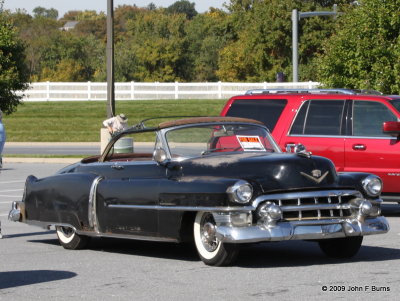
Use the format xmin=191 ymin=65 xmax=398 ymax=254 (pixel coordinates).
xmin=292 ymin=4 xmax=338 ymax=82
xmin=106 ymin=0 xmax=115 ymax=118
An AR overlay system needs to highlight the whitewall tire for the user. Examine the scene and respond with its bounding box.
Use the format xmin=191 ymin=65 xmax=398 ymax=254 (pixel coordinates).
xmin=56 ymin=226 xmax=89 ymax=250
xmin=193 ymin=211 xmax=239 ymax=266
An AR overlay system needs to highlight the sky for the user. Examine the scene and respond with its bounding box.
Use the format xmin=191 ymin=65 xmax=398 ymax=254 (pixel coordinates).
xmin=3 ymin=0 xmax=227 ymax=17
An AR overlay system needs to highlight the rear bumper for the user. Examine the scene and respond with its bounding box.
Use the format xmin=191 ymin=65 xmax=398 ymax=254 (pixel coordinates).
xmin=8 ymin=201 xmax=23 ymax=222
xmin=215 ymin=216 xmax=389 ymax=243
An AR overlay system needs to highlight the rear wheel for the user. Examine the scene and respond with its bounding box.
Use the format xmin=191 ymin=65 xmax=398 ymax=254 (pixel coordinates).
xmin=319 ymin=236 xmax=363 ymax=259
xmin=193 ymin=211 xmax=239 ymax=266
xmin=56 ymin=226 xmax=89 ymax=250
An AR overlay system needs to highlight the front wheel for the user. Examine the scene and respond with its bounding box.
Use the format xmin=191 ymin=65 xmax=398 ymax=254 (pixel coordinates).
xmin=56 ymin=226 xmax=89 ymax=250
xmin=318 ymin=236 xmax=363 ymax=259
xmin=193 ymin=211 xmax=239 ymax=266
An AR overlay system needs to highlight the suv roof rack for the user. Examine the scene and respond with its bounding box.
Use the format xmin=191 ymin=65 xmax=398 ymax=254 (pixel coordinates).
xmin=245 ymin=88 xmax=383 ymax=95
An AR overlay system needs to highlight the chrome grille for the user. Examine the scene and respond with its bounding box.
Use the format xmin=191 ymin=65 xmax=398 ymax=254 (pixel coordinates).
xmin=254 ymin=190 xmax=360 ymax=221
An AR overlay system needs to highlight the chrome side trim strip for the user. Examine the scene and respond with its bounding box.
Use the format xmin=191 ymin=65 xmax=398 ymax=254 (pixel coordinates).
xmin=77 ymin=231 xmax=178 ymax=243
xmin=88 ymin=176 xmax=103 ymax=233
xmin=107 ymin=204 xmax=253 ymax=212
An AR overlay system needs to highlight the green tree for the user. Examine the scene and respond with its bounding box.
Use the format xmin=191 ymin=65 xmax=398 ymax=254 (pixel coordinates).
xmin=317 ymin=0 xmax=400 ymax=93
xmin=185 ymin=9 xmax=230 ymax=81
xmin=59 ymin=10 xmax=80 ymax=22
xmin=73 ymin=18 xmax=106 ymax=41
xmin=124 ymin=9 xmax=188 ymax=81
xmin=225 ymin=0 xmax=260 ymax=13
xmin=76 ymin=10 xmax=106 ymax=21
xmin=217 ymin=0 xmax=341 ymax=82
xmin=11 ymin=16 xmax=61 ymax=80
xmin=147 ymin=3 xmax=157 ymax=10
xmin=0 ymin=3 xmax=29 ymax=114
xmin=33 ymin=6 xmax=59 ymax=19
xmin=39 ymin=31 xmax=104 ymax=81
xmin=166 ymin=0 xmax=198 ymax=19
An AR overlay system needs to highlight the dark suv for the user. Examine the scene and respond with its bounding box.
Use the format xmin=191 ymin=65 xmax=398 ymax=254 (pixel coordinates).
xmin=221 ymin=89 xmax=400 ymax=203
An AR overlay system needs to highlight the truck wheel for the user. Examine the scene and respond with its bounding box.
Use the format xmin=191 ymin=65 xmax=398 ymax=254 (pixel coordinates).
xmin=319 ymin=236 xmax=363 ymax=258
xmin=56 ymin=226 xmax=89 ymax=250
xmin=193 ymin=211 xmax=239 ymax=266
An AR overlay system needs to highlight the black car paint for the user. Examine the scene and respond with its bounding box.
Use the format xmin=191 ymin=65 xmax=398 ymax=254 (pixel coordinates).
xmin=22 ymin=149 xmax=368 ymax=242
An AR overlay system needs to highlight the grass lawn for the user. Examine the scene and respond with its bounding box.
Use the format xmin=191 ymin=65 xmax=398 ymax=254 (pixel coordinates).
xmin=2 ymin=100 xmax=227 ymax=142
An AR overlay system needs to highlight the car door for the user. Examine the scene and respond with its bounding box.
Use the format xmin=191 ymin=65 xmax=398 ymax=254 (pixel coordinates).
xmin=77 ymin=131 xmax=166 ymax=237
xmin=344 ymin=100 xmax=400 ymax=194
xmin=95 ymin=162 xmax=166 ymax=237
xmin=282 ymin=99 xmax=347 ymax=171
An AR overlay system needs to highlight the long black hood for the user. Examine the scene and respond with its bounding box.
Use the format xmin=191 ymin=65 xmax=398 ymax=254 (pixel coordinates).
xmin=178 ymin=153 xmax=339 ymax=193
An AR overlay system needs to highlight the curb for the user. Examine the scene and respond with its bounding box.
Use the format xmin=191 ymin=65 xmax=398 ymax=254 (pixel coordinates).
xmin=4 ymin=158 xmax=82 ymax=164
xmin=5 ymin=142 xmax=100 ymax=147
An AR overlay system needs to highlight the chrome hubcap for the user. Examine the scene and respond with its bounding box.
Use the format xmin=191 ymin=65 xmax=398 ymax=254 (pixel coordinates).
xmin=200 ymin=214 xmax=219 ymax=252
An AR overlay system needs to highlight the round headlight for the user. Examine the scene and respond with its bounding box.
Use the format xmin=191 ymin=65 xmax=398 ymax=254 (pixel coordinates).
xmin=362 ymin=176 xmax=382 ymax=197
xmin=227 ymin=180 xmax=253 ymax=203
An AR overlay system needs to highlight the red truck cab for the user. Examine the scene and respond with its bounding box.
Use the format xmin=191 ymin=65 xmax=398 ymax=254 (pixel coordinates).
xmin=221 ymin=89 xmax=400 ymax=203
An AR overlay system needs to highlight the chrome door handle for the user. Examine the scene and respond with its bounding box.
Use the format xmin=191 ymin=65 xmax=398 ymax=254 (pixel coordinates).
xmin=352 ymin=144 xmax=367 ymax=151
xmin=111 ymin=164 xmax=124 ymax=170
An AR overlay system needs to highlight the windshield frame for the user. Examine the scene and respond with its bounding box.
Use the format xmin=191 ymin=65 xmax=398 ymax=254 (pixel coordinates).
xmin=160 ymin=122 xmax=281 ymax=161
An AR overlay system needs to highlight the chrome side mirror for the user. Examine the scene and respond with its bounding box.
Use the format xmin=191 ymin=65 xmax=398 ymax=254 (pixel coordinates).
xmin=286 ymin=143 xmax=311 ymax=158
xmin=293 ymin=143 xmax=306 ymax=153
xmin=294 ymin=143 xmax=312 ymax=158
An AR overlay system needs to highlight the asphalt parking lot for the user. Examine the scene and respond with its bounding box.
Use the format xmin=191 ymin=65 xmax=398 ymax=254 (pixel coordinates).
xmin=1 ymin=163 xmax=399 ymax=300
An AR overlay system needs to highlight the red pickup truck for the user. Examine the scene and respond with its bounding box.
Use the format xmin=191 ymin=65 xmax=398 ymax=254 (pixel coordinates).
xmin=221 ymin=89 xmax=400 ymax=203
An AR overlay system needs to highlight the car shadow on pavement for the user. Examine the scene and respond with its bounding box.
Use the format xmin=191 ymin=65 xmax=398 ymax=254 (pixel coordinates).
xmin=235 ymin=240 xmax=400 ymax=268
xmin=4 ymin=230 xmax=56 ymax=239
xmin=0 ymin=270 xmax=76 ymax=290
xmin=89 ymin=237 xmax=200 ymax=262
xmin=26 ymin=235 xmax=400 ymax=267
xmin=0 ymin=168 xmax=14 ymax=172
xmin=27 ymin=236 xmax=200 ymax=262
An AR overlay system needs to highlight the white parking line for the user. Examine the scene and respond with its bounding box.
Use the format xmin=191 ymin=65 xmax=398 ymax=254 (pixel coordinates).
xmin=0 ymin=189 xmax=23 ymax=192
xmin=0 ymin=180 xmax=25 ymax=184
xmin=0 ymin=195 xmax=21 ymax=198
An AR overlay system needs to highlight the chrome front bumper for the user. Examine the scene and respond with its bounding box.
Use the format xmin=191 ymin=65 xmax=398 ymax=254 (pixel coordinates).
xmin=215 ymin=216 xmax=389 ymax=243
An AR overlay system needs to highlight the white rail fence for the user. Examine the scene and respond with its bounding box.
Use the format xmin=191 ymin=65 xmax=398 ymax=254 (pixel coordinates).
xmin=21 ymin=81 xmax=320 ymax=101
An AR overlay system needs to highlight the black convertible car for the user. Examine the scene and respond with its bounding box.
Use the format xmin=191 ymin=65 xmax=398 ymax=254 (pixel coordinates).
xmin=9 ymin=117 xmax=389 ymax=266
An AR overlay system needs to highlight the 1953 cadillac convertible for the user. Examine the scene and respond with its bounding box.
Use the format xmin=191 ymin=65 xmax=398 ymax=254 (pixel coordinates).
xmin=9 ymin=117 xmax=389 ymax=266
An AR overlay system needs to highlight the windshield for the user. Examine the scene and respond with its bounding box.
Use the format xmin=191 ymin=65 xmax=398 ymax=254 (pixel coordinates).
xmin=165 ymin=123 xmax=279 ymax=159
